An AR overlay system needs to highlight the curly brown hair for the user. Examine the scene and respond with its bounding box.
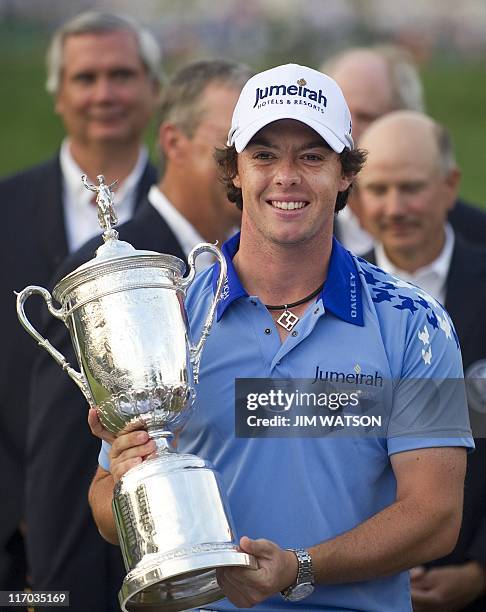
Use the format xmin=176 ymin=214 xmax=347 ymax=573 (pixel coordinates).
xmin=215 ymin=143 xmax=367 ymax=212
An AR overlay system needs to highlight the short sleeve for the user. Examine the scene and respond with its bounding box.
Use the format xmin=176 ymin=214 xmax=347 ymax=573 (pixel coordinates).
xmin=387 ymin=296 xmax=474 ymax=455
xmin=98 ymin=440 xmax=112 ymax=471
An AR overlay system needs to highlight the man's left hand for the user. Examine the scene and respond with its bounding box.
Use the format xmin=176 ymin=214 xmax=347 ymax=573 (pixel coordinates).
xmin=217 ymin=536 xmax=298 ymax=608
xmin=411 ymin=562 xmax=486 ymax=611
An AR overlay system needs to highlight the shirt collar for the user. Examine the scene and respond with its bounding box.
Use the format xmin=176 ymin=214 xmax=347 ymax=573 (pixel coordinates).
xmin=375 ymin=224 xmax=455 ymax=288
xmin=148 ymin=185 xmax=206 ymax=259
xmin=59 ymin=138 xmax=148 ymax=211
xmin=212 ymin=233 xmax=363 ymax=326
xmin=336 ymin=205 xmax=375 ymax=255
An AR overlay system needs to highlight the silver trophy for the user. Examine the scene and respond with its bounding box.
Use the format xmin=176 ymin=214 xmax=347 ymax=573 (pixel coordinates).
xmin=16 ymin=176 xmax=256 ymax=611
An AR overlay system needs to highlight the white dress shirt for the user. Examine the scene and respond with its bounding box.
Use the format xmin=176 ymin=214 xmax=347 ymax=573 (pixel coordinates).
xmin=336 ymin=206 xmax=375 ymax=256
xmin=60 ymin=139 xmax=148 ymax=252
xmin=147 ymin=185 xmax=214 ymax=271
xmin=375 ymin=224 xmax=455 ymax=304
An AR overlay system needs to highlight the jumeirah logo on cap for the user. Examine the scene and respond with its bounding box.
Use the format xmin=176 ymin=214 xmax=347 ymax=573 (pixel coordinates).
xmin=297 ymin=78 xmax=306 ymax=86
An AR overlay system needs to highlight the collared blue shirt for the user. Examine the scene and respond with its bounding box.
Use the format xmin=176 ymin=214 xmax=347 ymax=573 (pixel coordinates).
xmin=213 ymin=233 xmax=364 ymax=327
xmin=100 ymin=234 xmax=472 ymax=612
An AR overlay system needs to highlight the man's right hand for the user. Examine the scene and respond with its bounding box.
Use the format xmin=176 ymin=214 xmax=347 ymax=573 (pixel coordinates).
xmin=88 ymin=407 xmax=115 ymax=443
xmin=108 ymin=428 xmax=156 ymax=483
xmin=87 ymin=408 xmax=156 ymax=483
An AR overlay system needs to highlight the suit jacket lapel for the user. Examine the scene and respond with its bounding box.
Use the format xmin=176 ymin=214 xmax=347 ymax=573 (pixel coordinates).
xmin=445 ymin=236 xmax=486 ymax=348
xmin=134 ymin=161 xmax=157 ymax=210
xmin=118 ymin=198 xmax=187 ymax=264
xmin=35 ymin=155 xmax=69 ymax=273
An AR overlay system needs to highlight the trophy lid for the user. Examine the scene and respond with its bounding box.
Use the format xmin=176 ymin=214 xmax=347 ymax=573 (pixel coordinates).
xmin=53 ymin=175 xmax=185 ymax=303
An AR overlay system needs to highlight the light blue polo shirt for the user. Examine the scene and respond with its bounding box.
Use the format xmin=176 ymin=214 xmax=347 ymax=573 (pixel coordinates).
xmin=100 ymin=233 xmax=473 ymax=612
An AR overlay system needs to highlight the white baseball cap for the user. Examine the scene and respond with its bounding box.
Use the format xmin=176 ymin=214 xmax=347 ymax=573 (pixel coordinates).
xmin=227 ymin=63 xmax=354 ymax=153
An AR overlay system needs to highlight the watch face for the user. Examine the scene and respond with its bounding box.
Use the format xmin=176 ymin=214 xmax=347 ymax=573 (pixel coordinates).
xmin=286 ymin=582 xmax=314 ymax=601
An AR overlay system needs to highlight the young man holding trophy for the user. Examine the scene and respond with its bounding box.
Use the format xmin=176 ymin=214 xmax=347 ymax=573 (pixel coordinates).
xmin=50 ymin=64 xmax=475 ymax=610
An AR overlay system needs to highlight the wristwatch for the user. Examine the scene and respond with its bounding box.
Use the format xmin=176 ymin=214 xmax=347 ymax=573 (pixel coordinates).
xmin=280 ymin=548 xmax=315 ymax=602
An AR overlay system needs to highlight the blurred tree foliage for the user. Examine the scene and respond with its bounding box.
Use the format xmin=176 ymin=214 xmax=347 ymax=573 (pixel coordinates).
xmin=422 ymin=62 xmax=485 ymax=207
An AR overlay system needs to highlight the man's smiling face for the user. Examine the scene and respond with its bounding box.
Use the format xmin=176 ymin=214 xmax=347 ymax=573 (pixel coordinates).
xmin=234 ymin=119 xmax=351 ymax=248
xmin=55 ymin=30 xmax=159 ymax=148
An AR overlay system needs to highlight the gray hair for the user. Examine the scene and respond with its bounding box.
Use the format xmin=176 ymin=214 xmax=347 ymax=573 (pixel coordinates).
xmin=322 ymin=44 xmax=425 ymax=113
xmin=158 ymin=59 xmax=253 ymax=177
xmin=46 ymin=11 xmax=162 ymax=95
xmin=433 ymin=122 xmax=457 ymax=175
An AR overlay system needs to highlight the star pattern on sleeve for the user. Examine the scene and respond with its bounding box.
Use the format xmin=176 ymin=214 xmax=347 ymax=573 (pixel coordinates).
xmin=414 ymin=295 xmax=430 ymax=310
xmin=418 ymin=325 xmax=430 ymax=345
xmin=394 ymin=295 xmax=418 ymax=314
xmin=426 ymin=310 xmax=439 ymax=329
xmin=371 ymin=289 xmax=394 ymax=303
xmin=362 ymin=268 xmax=381 ymax=286
xmin=358 ymin=260 xmax=458 ymax=348
xmin=422 ymin=345 xmax=432 ymax=365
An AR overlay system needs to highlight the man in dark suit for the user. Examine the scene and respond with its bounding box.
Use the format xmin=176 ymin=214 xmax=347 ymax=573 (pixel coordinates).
xmin=322 ymin=46 xmax=486 ymax=254
xmin=358 ymin=110 xmax=486 ymax=611
xmin=25 ymin=59 xmax=251 ymax=611
xmin=0 ymin=10 xmax=160 ymax=597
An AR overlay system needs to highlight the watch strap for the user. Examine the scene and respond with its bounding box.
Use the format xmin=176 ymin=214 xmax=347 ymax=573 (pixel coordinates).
xmin=280 ymin=548 xmax=314 ymax=599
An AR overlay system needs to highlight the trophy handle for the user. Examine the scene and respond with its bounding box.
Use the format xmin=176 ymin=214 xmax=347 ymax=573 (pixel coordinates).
xmin=15 ymin=285 xmax=93 ymax=403
xmin=180 ymin=243 xmax=227 ymax=384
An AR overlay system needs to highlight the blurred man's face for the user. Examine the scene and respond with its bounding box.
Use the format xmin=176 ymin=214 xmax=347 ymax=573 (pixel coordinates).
xmin=55 ymin=30 xmax=159 ymax=148
xmin=357 ymin=116 xmax=459 ymax=271
xmin=184 ymin=84 xmax=243 ymax=228
xmin=329 ymin=52 xmax=395 ymax=142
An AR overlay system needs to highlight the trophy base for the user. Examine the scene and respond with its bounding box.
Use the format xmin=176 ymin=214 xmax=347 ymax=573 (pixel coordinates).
xmin=120 ymin=547 xmax=256 ymax=611
xmin=114 ymin=452 xmax=258 ymax=611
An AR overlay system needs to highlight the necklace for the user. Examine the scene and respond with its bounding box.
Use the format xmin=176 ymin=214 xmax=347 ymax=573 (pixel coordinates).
xmin=265 ymin=283 xmax=324 ymax=332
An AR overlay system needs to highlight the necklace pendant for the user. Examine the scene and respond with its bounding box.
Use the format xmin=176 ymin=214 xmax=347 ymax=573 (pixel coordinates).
xmin=276 ymin=309 xmax=299 ymax=332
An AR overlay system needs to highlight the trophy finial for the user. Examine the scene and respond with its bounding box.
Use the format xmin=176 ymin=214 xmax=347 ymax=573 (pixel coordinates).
xmin=81 ymin=174 xmax=119 ymax=241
